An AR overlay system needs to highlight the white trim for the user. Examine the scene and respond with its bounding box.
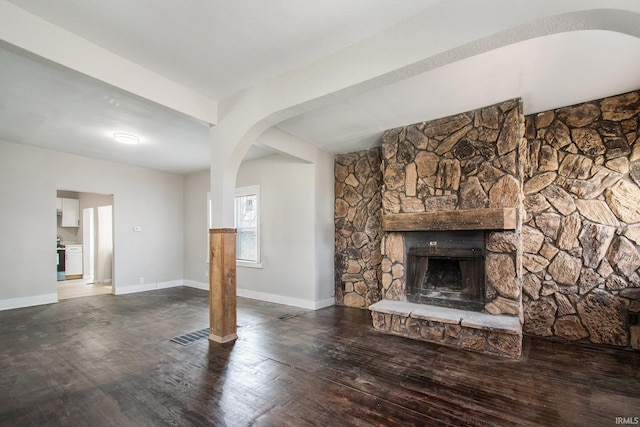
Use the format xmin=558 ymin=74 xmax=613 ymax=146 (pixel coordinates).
xmin=235 ymin=185 xmax=261 ymax=264
xmin=114 ymin=280 xmax=183 ymax=295
xmin=235 ymin=185 xmax=260 ymax=198
xmin=313 ymin=297 xmax=336 ymax=310
xmin=206 ymin=192 xmax=212 ymax=264
xmin=157 ymin=280 xmax=183 ymax=290
xmin=237 ymin=288 xmax=335 ymax=310
xmin=183 ymin=280 xmax=209 ymax=291
xmin=237 ymin=261 xmax=263 ymax=269
xmin=115 ymin=283 xmax=157 ymax=295
xmin=0 ymin=293 xmax=58 ymax=311
xmin=0 ymin=285 xmax=334 ymax=311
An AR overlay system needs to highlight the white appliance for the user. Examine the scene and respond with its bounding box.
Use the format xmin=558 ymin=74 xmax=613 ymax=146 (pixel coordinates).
xmin=65 ymin=245 xmax=83 ymax=278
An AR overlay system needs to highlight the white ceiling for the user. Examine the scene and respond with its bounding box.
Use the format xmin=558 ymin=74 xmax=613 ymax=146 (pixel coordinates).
xmin=278 ymin=30 xmax=640 ymax=153
xmin=6 ymin=0 xmax=441 ymax=100
xmin=1 ymin=1 xmax=640 ymax=174
xmin=0 ymin=42 xmax=213 ymax=173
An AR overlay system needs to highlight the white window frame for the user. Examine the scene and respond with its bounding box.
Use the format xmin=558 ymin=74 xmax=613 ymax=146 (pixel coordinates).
xmin=206 ymin=192 xmax=212 ymax=265
xmin=234 ymin=185 xmax=262 ymax=268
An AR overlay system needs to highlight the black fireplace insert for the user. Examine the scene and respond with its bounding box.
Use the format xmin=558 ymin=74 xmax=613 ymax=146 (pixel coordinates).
xmin=405 ymin=231 xmax=485 ymax=311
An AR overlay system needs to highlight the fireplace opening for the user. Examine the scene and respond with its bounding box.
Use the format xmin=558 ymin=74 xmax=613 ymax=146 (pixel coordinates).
xmin=429 ymin=258 xmax=463 ymax=290
xmin=405 ymin=231 xmax=485 ymax=311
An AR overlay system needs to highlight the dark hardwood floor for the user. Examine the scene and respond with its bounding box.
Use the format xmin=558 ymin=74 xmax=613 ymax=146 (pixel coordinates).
xmin=0 ymin=287 xmax=638 ymax=426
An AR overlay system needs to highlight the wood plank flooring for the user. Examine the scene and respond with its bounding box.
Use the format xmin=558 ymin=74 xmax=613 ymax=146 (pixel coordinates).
xmin=0 ymin=287 xmax=638 ymax=426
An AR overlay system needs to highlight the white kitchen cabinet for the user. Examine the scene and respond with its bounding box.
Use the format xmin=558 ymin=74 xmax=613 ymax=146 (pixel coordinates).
xmin=60 ymin=198 xmax=80 ymax=227
xmin=65 ymin=245 xmax=83 ymax=277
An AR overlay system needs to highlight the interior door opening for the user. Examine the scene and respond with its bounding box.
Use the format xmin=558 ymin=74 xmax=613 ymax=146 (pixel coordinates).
xmin=83 ymin=207 xmax=95 ymax=283
xmin=56 ymin=190 xmax=114 ymax=300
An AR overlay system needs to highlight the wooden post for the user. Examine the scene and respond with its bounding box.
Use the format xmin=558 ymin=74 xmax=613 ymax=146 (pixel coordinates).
xmin=209 ymin=228 xmax=237 ymax=343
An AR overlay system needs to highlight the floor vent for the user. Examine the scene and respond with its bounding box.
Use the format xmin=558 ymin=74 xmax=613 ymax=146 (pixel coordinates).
xmin=277 ymin=313 xmax=296 ymax=321
xmin=171 ymin=328 xmax=210 ymax=346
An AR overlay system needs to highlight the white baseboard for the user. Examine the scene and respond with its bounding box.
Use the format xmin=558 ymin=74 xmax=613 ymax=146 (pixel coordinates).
xmin=0 ymin=293 xmax=58 ymax=311
xmin=237 ymin=288 xmax=335 ymax=310
xmin=114 ymin=280 xmax=183 ymax=295
xmin=313 ymin=297 xmax=336 ymax=310
xmin=0 ymin=283 xmax=335 ymax=312
xmin=157 ymin=280 xmax=183 ymax=290
xmin=115 ymin=283 xmax=156 ymax=295
xmin=182 ymin=282 xmax=335 ymax=309
xmin=183 ymin=280 xmax=209 ymax=290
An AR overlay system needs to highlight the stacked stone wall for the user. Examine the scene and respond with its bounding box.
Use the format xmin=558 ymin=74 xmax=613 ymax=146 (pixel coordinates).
xmin=522 ymin=90 xmax=640 ymax=349
xmin=379 ymin=99 xmax=525 ymax=316
xmin=334 ymin=148 xmax=383 ymax=308
xmin=334 ymin=89 xmax=640 ymax=352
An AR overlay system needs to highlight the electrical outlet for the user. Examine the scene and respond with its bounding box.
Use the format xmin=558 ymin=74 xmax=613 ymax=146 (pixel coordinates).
xmin=139 ymin=277 xmax=145 ymax=284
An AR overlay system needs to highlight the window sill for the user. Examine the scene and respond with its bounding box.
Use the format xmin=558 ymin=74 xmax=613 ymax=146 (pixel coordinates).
xmin=237 ymin=260 xmax=263 ymax=269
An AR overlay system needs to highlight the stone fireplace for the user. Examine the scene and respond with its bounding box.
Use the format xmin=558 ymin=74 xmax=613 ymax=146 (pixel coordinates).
xmin=337 ymin=89 xmax=640 ymax=357
xmin=368 ymin=99 xmax=526 ymax=358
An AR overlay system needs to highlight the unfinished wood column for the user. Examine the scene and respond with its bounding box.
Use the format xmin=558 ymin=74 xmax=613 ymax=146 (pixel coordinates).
xmin=209 ymin=228 xmax=237 ymax=343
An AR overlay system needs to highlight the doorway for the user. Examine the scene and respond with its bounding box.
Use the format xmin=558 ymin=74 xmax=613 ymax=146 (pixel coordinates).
xmin=56 ymin=190 xmax=114 ymax=300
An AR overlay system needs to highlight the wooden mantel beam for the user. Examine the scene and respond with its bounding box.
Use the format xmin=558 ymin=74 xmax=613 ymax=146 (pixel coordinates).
xmin=382 ymin=208 xmax=517 ymax=232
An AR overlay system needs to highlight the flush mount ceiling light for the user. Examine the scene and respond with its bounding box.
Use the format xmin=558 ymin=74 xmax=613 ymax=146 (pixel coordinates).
xmin=113 ymin=132 xmax=139 ymax=145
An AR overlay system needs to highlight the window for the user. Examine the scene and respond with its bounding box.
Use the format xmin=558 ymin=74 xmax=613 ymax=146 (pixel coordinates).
xmin=235 ymin=186 xmax=261 ymax=267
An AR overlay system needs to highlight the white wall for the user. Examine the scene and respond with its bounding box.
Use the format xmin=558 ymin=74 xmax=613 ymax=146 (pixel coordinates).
xmin=313 ymin=150 xmax=335 ymax=303
xmin=0 ymin=140 xmax=184 ymax=309
xmin=234 ymin=153 xmax=335 ymax=309
xmin=76 ymin=191 xmax=113 ymax=247
xmin=183 ymin=169 xmax=210 ymax=288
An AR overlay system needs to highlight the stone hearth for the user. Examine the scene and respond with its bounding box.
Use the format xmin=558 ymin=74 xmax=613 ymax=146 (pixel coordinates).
xmin=370 ymin=299 xmax=522 ymax=358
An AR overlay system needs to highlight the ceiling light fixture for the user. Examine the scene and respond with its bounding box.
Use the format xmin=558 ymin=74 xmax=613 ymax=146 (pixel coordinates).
xmin=113 ymin=132 xmax=139 ymax=145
